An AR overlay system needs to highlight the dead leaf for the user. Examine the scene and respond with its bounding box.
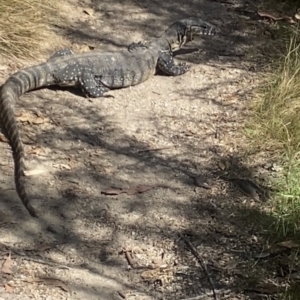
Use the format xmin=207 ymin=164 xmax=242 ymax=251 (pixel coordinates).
xmin=0 ymin=210 xmax=9 ymax=224
xmin=101 ymin=188 xmax=125 ymax=195
xmin=16 ymin=111 xmax=49 ymax=125
xmin=230 ymin=178 xmax=262 ymax=201
xmin=36 ymin=243 xmax=52 ymax=252
xmin=277 ymin=240 xmax=300 ymax=249
xmin=1 ymin=252 xmax=13 ymax=274
xmin=245 ymin=282 xmax=283 ymax=294
xmin=4 ymin=283 xmax=13 ymax=293
xmin=217 ymin=161 xmax=226 ymax=171
xmin=73 ymin=44 xmax=91 ymax=53
xmin=83 ymin=8 xmax=94 ymax=15
xmin=257 ymin=10 xmax=296 ymax=24
xmin=137 ymin=146 xmax=173 ymax=153
xmin=253 ymin=252 xmax=270 ymax=259
xmin=117 ymin=291 xmax=126 ymax=299
xmin=53 ymin=164 xmax=71 ymax=170
xmin=222 ymin=94 xmax=239 ymax=105
xmin=27 ymin=146 xmax=46 ymax=156
xmin=23 ymin=168 xmax=46 ymax=176
xmin=23 ymin=133 xmax=37 ymax=145
xmin=217 ymin=161 xmax=230 ymax=171
xmin=193 ymin=176 xmax=212 ymax=189
xmin=32 ymin=277 xmax=71 ymax=293
xmin=225 ymin=260 xmax=238 ymax=270
xmin=0 ymin=133 xmax=8 ymax=143
xmin=126 ymin=185 xmax=154 ymax=195
xmin=141 ymin=267 xmax=174 ymax=285
xmin=123 ymin=250 xmax=136 ymax=269
xmin=101 ymin=184 xmax=168 ymax=196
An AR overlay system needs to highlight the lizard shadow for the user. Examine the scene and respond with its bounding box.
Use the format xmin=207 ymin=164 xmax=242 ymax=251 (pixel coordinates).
xmin=36 ymin=86 xmax=115 ymax=99
xmin=28 ymin=85 xmax=87 ymax=98
xmin=174 ymin=47 xmax=199 ymax=56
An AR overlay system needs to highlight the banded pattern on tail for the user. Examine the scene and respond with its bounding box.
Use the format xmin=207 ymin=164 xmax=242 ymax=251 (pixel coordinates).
xmin=0 ymin=83 xmax=37 ymax=216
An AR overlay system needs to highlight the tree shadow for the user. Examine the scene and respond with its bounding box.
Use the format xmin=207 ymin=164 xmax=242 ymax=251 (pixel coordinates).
xmin=0 ymin=0 xmax=290 ymax=298
xmin=0 ymin=85 xmax=289 ymax=299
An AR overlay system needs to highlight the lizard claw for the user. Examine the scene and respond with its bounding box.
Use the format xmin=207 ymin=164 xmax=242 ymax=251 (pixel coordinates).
xmin=179 ymin=62 xmax=190 ymax=71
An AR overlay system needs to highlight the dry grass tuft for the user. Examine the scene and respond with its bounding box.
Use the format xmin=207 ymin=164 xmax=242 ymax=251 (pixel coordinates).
xmin=249 ymin=29 xmax=300 ymax=238
xmin=0 ymin=0 xmax=60 ymax=59
xmin=248 ymin=25 xmax=300 ymax=299
xmin=253 ymin=35 xmax=300 ymax=151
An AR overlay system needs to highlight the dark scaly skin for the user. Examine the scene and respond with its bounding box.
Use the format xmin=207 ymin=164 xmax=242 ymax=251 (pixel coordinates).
xmin=0 ymin=17 xmax=217 ymax=217
xmin=128 ymin=17 xmax=217 ymax=60
xmin=0 ymin=81 xmax=38 ymax=217
xmin=0 ymin=50 xmax=159 ymax=218
xmin=127 ymin=17 xmax=216 ymax=77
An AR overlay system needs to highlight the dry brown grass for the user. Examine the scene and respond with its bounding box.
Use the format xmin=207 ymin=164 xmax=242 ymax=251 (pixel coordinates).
xmin=251 ymin=28 xmax=300 ymax=221
xmin=0 ymin=0 xmax=61 ymax=59
xmin=252 ymin=33 xmax=300 ymax=152
xmin=249 ymin=28 xmax=300 ymax=240
xmin=247 ymin=24 xmax=300 ymax=300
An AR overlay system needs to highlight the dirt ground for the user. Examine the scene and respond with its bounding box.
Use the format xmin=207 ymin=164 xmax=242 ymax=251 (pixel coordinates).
xmin=0 ymin=0 xmax=285 ymax=299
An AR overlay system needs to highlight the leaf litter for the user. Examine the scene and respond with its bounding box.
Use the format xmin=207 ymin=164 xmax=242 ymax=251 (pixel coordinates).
xmin=101 ymin=184 xmax=170 ymax=196
xmin=25 ymin=277 xmax=71 ymax=293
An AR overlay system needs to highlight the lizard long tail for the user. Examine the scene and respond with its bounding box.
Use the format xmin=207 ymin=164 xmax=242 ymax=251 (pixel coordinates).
xmin=0 ymin=66 xmax=50 ymax=217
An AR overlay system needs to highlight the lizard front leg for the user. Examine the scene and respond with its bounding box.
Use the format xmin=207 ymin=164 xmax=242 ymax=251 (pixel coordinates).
xmin=79 ymin=71 xmax=110 ymax=98
xmin=157 ymin=51 xmax=190 ymax=76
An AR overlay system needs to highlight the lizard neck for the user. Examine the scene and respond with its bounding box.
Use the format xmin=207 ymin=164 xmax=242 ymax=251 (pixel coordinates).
xmin=149 ymin=34 xmax=179 ymax=53
xmin=155 ymin=25 xmax=190 ymax=52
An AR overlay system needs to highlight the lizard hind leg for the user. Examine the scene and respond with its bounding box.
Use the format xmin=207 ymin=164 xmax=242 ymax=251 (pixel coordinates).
xmin=53 ymin=65 xmax=110 ymax=97
xmin=157 ymin=52 xmax=190 ymax=76
xmin=79 ymin=71 xmax=110 ymax=98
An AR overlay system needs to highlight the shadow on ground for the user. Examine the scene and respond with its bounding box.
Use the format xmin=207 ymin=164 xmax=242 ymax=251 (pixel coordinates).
xmin=51 ymin=0 xmax=269 ymax=68
xmin=0 ymin=93 xmax=287 ymax=299
xmin=0 ymin=0 xmax=290 ymax=299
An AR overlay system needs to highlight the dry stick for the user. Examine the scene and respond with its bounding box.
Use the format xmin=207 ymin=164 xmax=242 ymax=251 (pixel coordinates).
xmin=124 ymin=250 xmax=136 ymax=269
xmin=179 ymin=234 xmax=218 ymax=300
xmin=12 ymin=251 xmax=70 ymax=270
xmin=209 ymin=0 xmax=234 ymax=4
xmin=137 ymin=146 xmax=174 ymax=153
xmin=257 ymin=10 xmax=295 ymax=23
xmin=18 ymin=256 xmax=70 ymax=270
xmin=117 ymin=291 xmax=126 ymax=299
xmin=181 ymin=289 xmax=232 ymax=300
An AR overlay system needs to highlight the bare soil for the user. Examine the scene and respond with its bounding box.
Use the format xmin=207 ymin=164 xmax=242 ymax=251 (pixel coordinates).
xmin=0 ymin=0 xmax=284 ymax=299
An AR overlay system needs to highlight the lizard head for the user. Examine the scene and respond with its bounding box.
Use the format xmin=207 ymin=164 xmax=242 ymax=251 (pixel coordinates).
xmin=167 ymin=17 xmax=217 ymax=50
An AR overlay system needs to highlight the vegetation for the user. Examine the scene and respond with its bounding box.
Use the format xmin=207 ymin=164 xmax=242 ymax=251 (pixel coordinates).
xmin=0 ymin=0 xmax=59 ymax=59
xmin=2 ymin=0 xmax=300 ymax=297
xmin=248 ymin=3 xmax=300 ymax=295
xmin=250 ymin=28 xmax=300 ymax=238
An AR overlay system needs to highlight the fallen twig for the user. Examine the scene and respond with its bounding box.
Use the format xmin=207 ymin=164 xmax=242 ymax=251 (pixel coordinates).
xmin=210 ymin=0 xmax=234 ymax=4
xmin=179 ymin=233 xmax=218 ymax=300
xmin=101 ymin=184 xmax=170 ymax=196
xmin=117 ymin=291 xmax=126 ymax=299
xmin=137 ymin=146 xmax=174 ymax=153
xmin=181 ymin=289 xmax=231 ymax=300
xmin=24 ymin=277 xmax=71 ymax=293
xmin=123 ymin=250 xmax=136 ymax=269
xmin=257 ymin=10 xmax=296 ymax=24
xmin=12 ymin=251 xmax=70 ymax=269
